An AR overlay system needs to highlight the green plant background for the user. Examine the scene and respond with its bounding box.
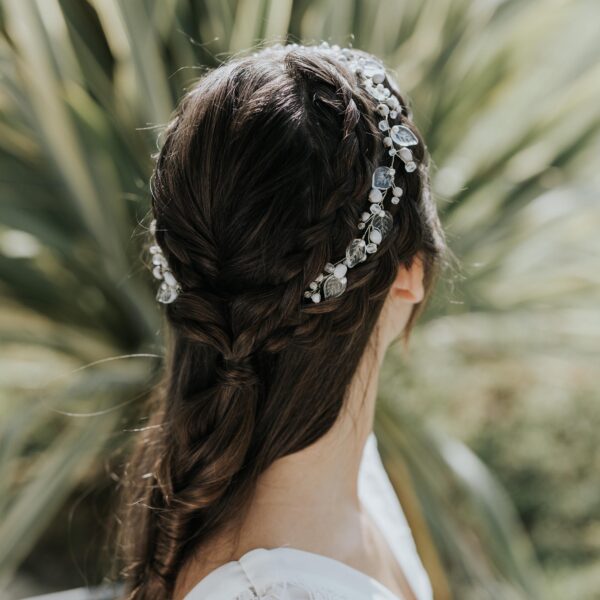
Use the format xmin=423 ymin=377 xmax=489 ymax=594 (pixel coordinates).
xmin=1 ymin=0 xmax=598 ymax=598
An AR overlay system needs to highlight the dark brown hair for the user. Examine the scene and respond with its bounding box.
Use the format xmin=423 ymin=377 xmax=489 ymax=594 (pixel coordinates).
xmin=117 ymin=43 xmax=446 ymax=599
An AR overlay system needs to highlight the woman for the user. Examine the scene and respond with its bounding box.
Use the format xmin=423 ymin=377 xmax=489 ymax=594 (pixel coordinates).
xmin=117 ymin=42 xmax=447 ymax=600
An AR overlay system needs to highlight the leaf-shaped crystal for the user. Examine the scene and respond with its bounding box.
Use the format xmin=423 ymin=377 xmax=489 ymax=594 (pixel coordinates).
xmin=365 ymin=84 xmax=387 ymax=102
xmin=323 ymin=274 xmax=347 ymax=299
xmin=156 ymin=282 xmax=178 ymax=304
xmin=390 ymin=125 xmax=418 ymax=147
xmin=152 ymin=253 xmax=167 ymax=266
xmin=371 ymin=210 xmax=394 ymax=239
xmin=163 ymin=270 xmax=178 ymax=287
xmin=345 ymin=238 xmax=367 ymax=268
xmin=362 ymin=59 xmax=385 ymax=79
xmin=372 ymin=166 xmax=395 ymax=189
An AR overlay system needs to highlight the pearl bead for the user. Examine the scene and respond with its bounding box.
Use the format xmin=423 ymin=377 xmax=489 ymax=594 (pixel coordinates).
xmin=391 ymin=196 xmax=400 ymax=204
xmin=383 ymin=137 xmax=393 ymax=147
xmin=311 ymin=293 xmax=321 ymax=303
xmin=369 ymin=229 xmax=382 ymax=244
xmin=377 ymin=104 xmax=389 ymax=116
xmin=392 ymin=186 xmax=403 ymax=197
xmin=334 ymin=263 xmax=348 ymax=279
xmin=369 ymin=188 xmax=383 ymax=203
xmin=399 ymin=147 xmax=412 ymax=161
xmin=405 ymin=161 xmax=417 ymax=173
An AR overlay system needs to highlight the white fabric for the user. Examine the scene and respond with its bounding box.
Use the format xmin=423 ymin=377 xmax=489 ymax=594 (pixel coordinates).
xmin=184 ymin=432 xmax=433 ymax=600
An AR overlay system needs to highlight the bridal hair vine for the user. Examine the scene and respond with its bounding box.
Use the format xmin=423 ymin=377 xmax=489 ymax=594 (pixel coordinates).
xmin=301 ymin=43 xmax=420 ymax=304
xmin=148 ymin=219 xmax=181 ymax=304
xmin=146 ymin=43 xmax=420 ymax=306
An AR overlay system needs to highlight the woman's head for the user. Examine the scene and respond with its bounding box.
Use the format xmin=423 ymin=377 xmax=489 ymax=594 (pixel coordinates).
xmin=119 ymin=42 xmax=446 ymax=599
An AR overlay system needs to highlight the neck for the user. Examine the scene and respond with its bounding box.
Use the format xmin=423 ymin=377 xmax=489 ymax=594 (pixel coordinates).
xmin=174 ymin=334 xmax=388 ymax=599
xmin=231 ymin=335 xmax=385 ymax=556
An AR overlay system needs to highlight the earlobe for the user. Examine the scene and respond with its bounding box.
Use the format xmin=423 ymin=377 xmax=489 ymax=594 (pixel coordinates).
xmin=393 ymin=286 xmax=423 ymax=304
xmin=391 ymin=254 xmax=424 ymax=304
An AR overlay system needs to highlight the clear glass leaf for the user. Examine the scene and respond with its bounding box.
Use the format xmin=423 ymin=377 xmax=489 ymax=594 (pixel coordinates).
xmin=391 ymin=125 xmax=418 ymax=147
xmin=372 ymin=211 xmax=394 ymax=238
xmin=323 ymin=274 xmax=347 ymax=299
xmin=372 ymin=166 xmax=395 ymax=189
xmin=345 ymin=238 xmax=367 ymax=267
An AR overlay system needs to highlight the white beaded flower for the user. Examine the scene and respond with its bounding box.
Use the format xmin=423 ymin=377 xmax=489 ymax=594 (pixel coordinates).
xmin=302 ymin=44 xmax=419 ymax=303
xmin=149 ymin=219 xmax=181 ymax=304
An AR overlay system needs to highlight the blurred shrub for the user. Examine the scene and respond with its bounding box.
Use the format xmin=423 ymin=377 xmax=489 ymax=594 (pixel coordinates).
xmin=0 ymin=0 xmax=598 ymax=598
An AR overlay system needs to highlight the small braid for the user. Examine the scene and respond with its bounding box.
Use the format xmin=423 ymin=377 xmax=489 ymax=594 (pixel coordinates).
xmin=117 ymin=44 xmax=446 ymax=600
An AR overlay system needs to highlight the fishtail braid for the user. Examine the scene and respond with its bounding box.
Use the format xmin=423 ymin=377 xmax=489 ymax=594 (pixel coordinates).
xmin=117 ymin=43 xmax=446 ymax=600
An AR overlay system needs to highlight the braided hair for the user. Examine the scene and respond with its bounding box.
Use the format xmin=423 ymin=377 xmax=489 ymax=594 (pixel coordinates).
xmin=117 ymin=43 xmax=446 ymax=599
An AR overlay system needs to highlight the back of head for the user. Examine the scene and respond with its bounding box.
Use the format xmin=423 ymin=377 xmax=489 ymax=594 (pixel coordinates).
xmin=118 ymin=42 xmax=446 ymax=599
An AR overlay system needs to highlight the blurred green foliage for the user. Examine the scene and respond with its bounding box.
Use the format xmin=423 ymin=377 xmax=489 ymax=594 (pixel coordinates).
xmin=0 ymin=0 xmax=598 ymax=598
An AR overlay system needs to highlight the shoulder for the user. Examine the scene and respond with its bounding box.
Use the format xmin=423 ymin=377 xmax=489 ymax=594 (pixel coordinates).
xmin=184 ymin=567 xmax=349 ymax=600
xmin=228 ymin=580 xmax=349 ymax=600
xmin=182 ymin=549 xmax=361 ymax=600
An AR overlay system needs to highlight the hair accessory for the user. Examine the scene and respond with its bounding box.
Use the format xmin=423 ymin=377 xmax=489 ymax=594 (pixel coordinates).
xmin=148 ymin=219 xmax=181 ymax=304
xmin=302 ymin=43 xmax=419 ymax=304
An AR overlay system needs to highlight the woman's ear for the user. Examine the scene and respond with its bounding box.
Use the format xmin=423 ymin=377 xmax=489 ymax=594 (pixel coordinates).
xmin=390 ymin=252 xmax=424 ymax=304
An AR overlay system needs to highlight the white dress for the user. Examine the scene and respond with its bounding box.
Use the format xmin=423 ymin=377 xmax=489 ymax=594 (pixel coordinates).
xmin=184 ymin=432 xmax=433 ymax=600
